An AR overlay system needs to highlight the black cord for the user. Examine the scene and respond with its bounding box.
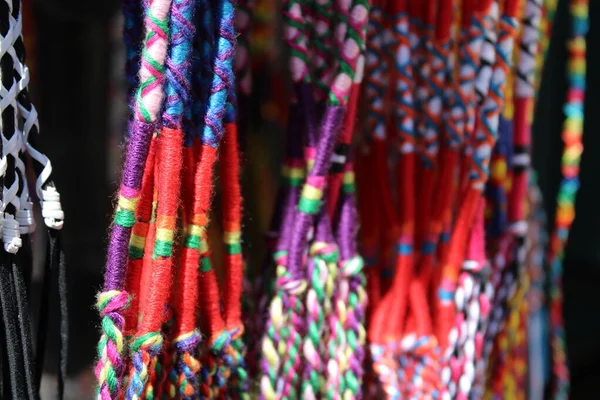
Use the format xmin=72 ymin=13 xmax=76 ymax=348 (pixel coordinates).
xmin=34 ymin=229 xmax=52 ymax=388
xmin=11 ymin=249 xmax=39 ymax=399
xmin=35 ymin=229 xmax=68 ymax=400
xmin=53 ymin=229 xmax=68 ymax=399
xmin=0 ymin=252 xmax=27 ymax=399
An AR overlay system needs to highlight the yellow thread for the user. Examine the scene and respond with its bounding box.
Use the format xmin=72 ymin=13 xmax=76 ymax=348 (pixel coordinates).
xmin=130 ymin=234 xmax=146 ymax=250
xmin=270 ymin=296 xmax=284 ymax=333
xmin=283 ymin=166 xmax=305 ymax=179
xmin=262 ymin=338 xmax=278 ymax=366
xmin=565 ymin=119 xmax=584 ymax=134
xmin=224 ymin=231 xmax=241 ymax=244
xmin=278 ymin=341 xmax=286 ymax=356
xmin=118 ymin=195 xmax=139 ymax=212
xmin=569 ymin=36 xmax=586 ymax=51
xmin=492 ymin=160 xmax=507 ymax=180
xmin=343 ymin=171 xmax=355 ymax=184
xmin=309 ymin=241 xmax=328 ymax=255
xmin=568 ymin=59 xmax=585 ymax=75
xmin=570 ymin=4 xmax=588 ymax=17
xmin=199 ymin=239 xmax=209 ymax=254
xmin=358 ymin=325 xmax=366 ymax=345
xmin=326 ymin=262 xmax=336 ymax=298
xmin=338 ymin=301 xmax=347 ymax=325
xmin=302 ymin=184 xmax=323 ymax=200
xmin=276 ymin=265 xmax=286 ymax=277
xmin=262 ymin=378 xmax=277 ymax=400
xmin=175 ymin=331 xmax=195 ymax=343
xmin=187 ymin=224 xmax=204 ymax=237
xmin=156 ymin=228 xmax=174 ymax=243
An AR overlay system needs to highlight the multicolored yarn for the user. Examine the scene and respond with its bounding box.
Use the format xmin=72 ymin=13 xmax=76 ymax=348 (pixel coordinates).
xmin=367 ymin=0 xmax=413 ymax=395
xmin=91 ymin=0 xmax=573 ymax=397
xmin=547 ymin=0 xmax=588 ymax=397
xmin=312 ymin=0 xmax=335 ymax=103
xmin=125 ymin=0 xmax=196 ymax=395
xmin=260 ymin=0 xmax=369 ymax=395
xmin=220 ymin=122 xmax=248 ymax=397
xmin=301 ymin=238 xmax=337 ymax=399
xmin=477 ymin=0 xmax=542 ymax=396
xmin=525 ymin=174 xmax=549 ymax=400
xmin=336 ymin=177 xmax=367 ymax=400
xmin=202 ymin=0 xmax=236 ymax=147
xmin=364 ymin=0 xmax=388 ymax=143
xmin=96 ymin=0 xmax=172 ymax=397
xmin=259 ymin=110 xmax=306 ymax=400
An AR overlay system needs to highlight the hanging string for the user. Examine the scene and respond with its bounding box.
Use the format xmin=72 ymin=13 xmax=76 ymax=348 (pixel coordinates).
xmin=125 ymin=0 xmax=196 ymax=397
xmin=95 ymin=0 xmax=172 ymax=397
xmin=547 ymin=0 xmax=588 ymax=397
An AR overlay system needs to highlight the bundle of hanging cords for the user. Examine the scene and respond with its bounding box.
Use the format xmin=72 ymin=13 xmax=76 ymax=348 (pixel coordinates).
xmin=0 ymin=0 xmax=67 ymax=399
xmin=94 ymin=0 xmax=585 ymax=398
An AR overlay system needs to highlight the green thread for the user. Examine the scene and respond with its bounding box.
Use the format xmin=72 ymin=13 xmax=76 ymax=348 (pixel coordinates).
xmin=226 ymin=243 xmax=242 ymax=254
xmin=200 ymin=257 xmax=212 ymax=272
xmin=153 ymin=240 xmax=173 ymax=258
xmin=115 ymin=210 xmax=136 ymax=228
xmin=298 ymin=197 xmax=321 ymax=214
xmin=185 ymin=234 xmax=201 ymax=249
xmin=129 ymin=246 xmax=144 ymax=259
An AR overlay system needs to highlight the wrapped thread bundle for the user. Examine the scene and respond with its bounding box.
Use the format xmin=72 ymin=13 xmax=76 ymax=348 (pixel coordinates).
xmin=94 ymin=0 xmax=581 ymax=398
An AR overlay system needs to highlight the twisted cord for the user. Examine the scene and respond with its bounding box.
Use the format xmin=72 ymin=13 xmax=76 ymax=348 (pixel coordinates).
xmin=524 ymin=176 xmax=549 ymax=400
xmin=328 ymin=0 xmax=369 ymax=107
xmin=260 ymin=262 xmax=307 ymax=400
xmin=515 ymin=0 xmax=542 ymax=99
xmin=171 ymin=331 xmax=201 ymax=399
xmin=278 ymin=114 xmax=342 ymax=399
xmin=261 ymin=0 xmax=368 ymax=396
xmin=96 ymin=0 xmax=172 ymax=397
xmin=459 ymin=1 xmax=520 ymax=387
xmin=324 ymin=253 xmax=344 ymax=400
xmin=202 ymin=0 xmax=237 ymax=146
xmin=284 ymin=2 xmax=317 ymax=148
xmin=364 ymin=2 xmax=388 ymax=141
xmin=259 ymin=121 xmax=305 ymax=399
xmin=189 ymin=148 xmax=221 ymax=399
xmin=471 ymin=2 xmax=514 ymax=190
xmin=127 ymin=0 xmax=196 ymax=396
xmin=312 ymin=0 xmax=335 ymax=101
xmin=335 ymin=171 xmax=366 ymax=400
xmin=392 ymin=9 xmax=416 ymax=152
xmin=217 ymin=121 xmax=248 ymax=397
xmin=421 ymin=10 xmax=450 ymax=169
xmin=269 ymin=0 xmax=369 ymax=392
xmin=171 ymin=155 xmax=204 ymax=399
xmin=300 ymin=242 xmax=334 ymax=399
xmin=458 ymin=7 xmax=488 ymax=185
xmin=548 ymin=1 xmax=588 ymax=397
xmin=162 ymin=4 xmax=202 ymax=392
xmin=163 ymin=0 xmax=195 ymax=128
xmin=367 ymin=6 xmax=412 ymax=397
